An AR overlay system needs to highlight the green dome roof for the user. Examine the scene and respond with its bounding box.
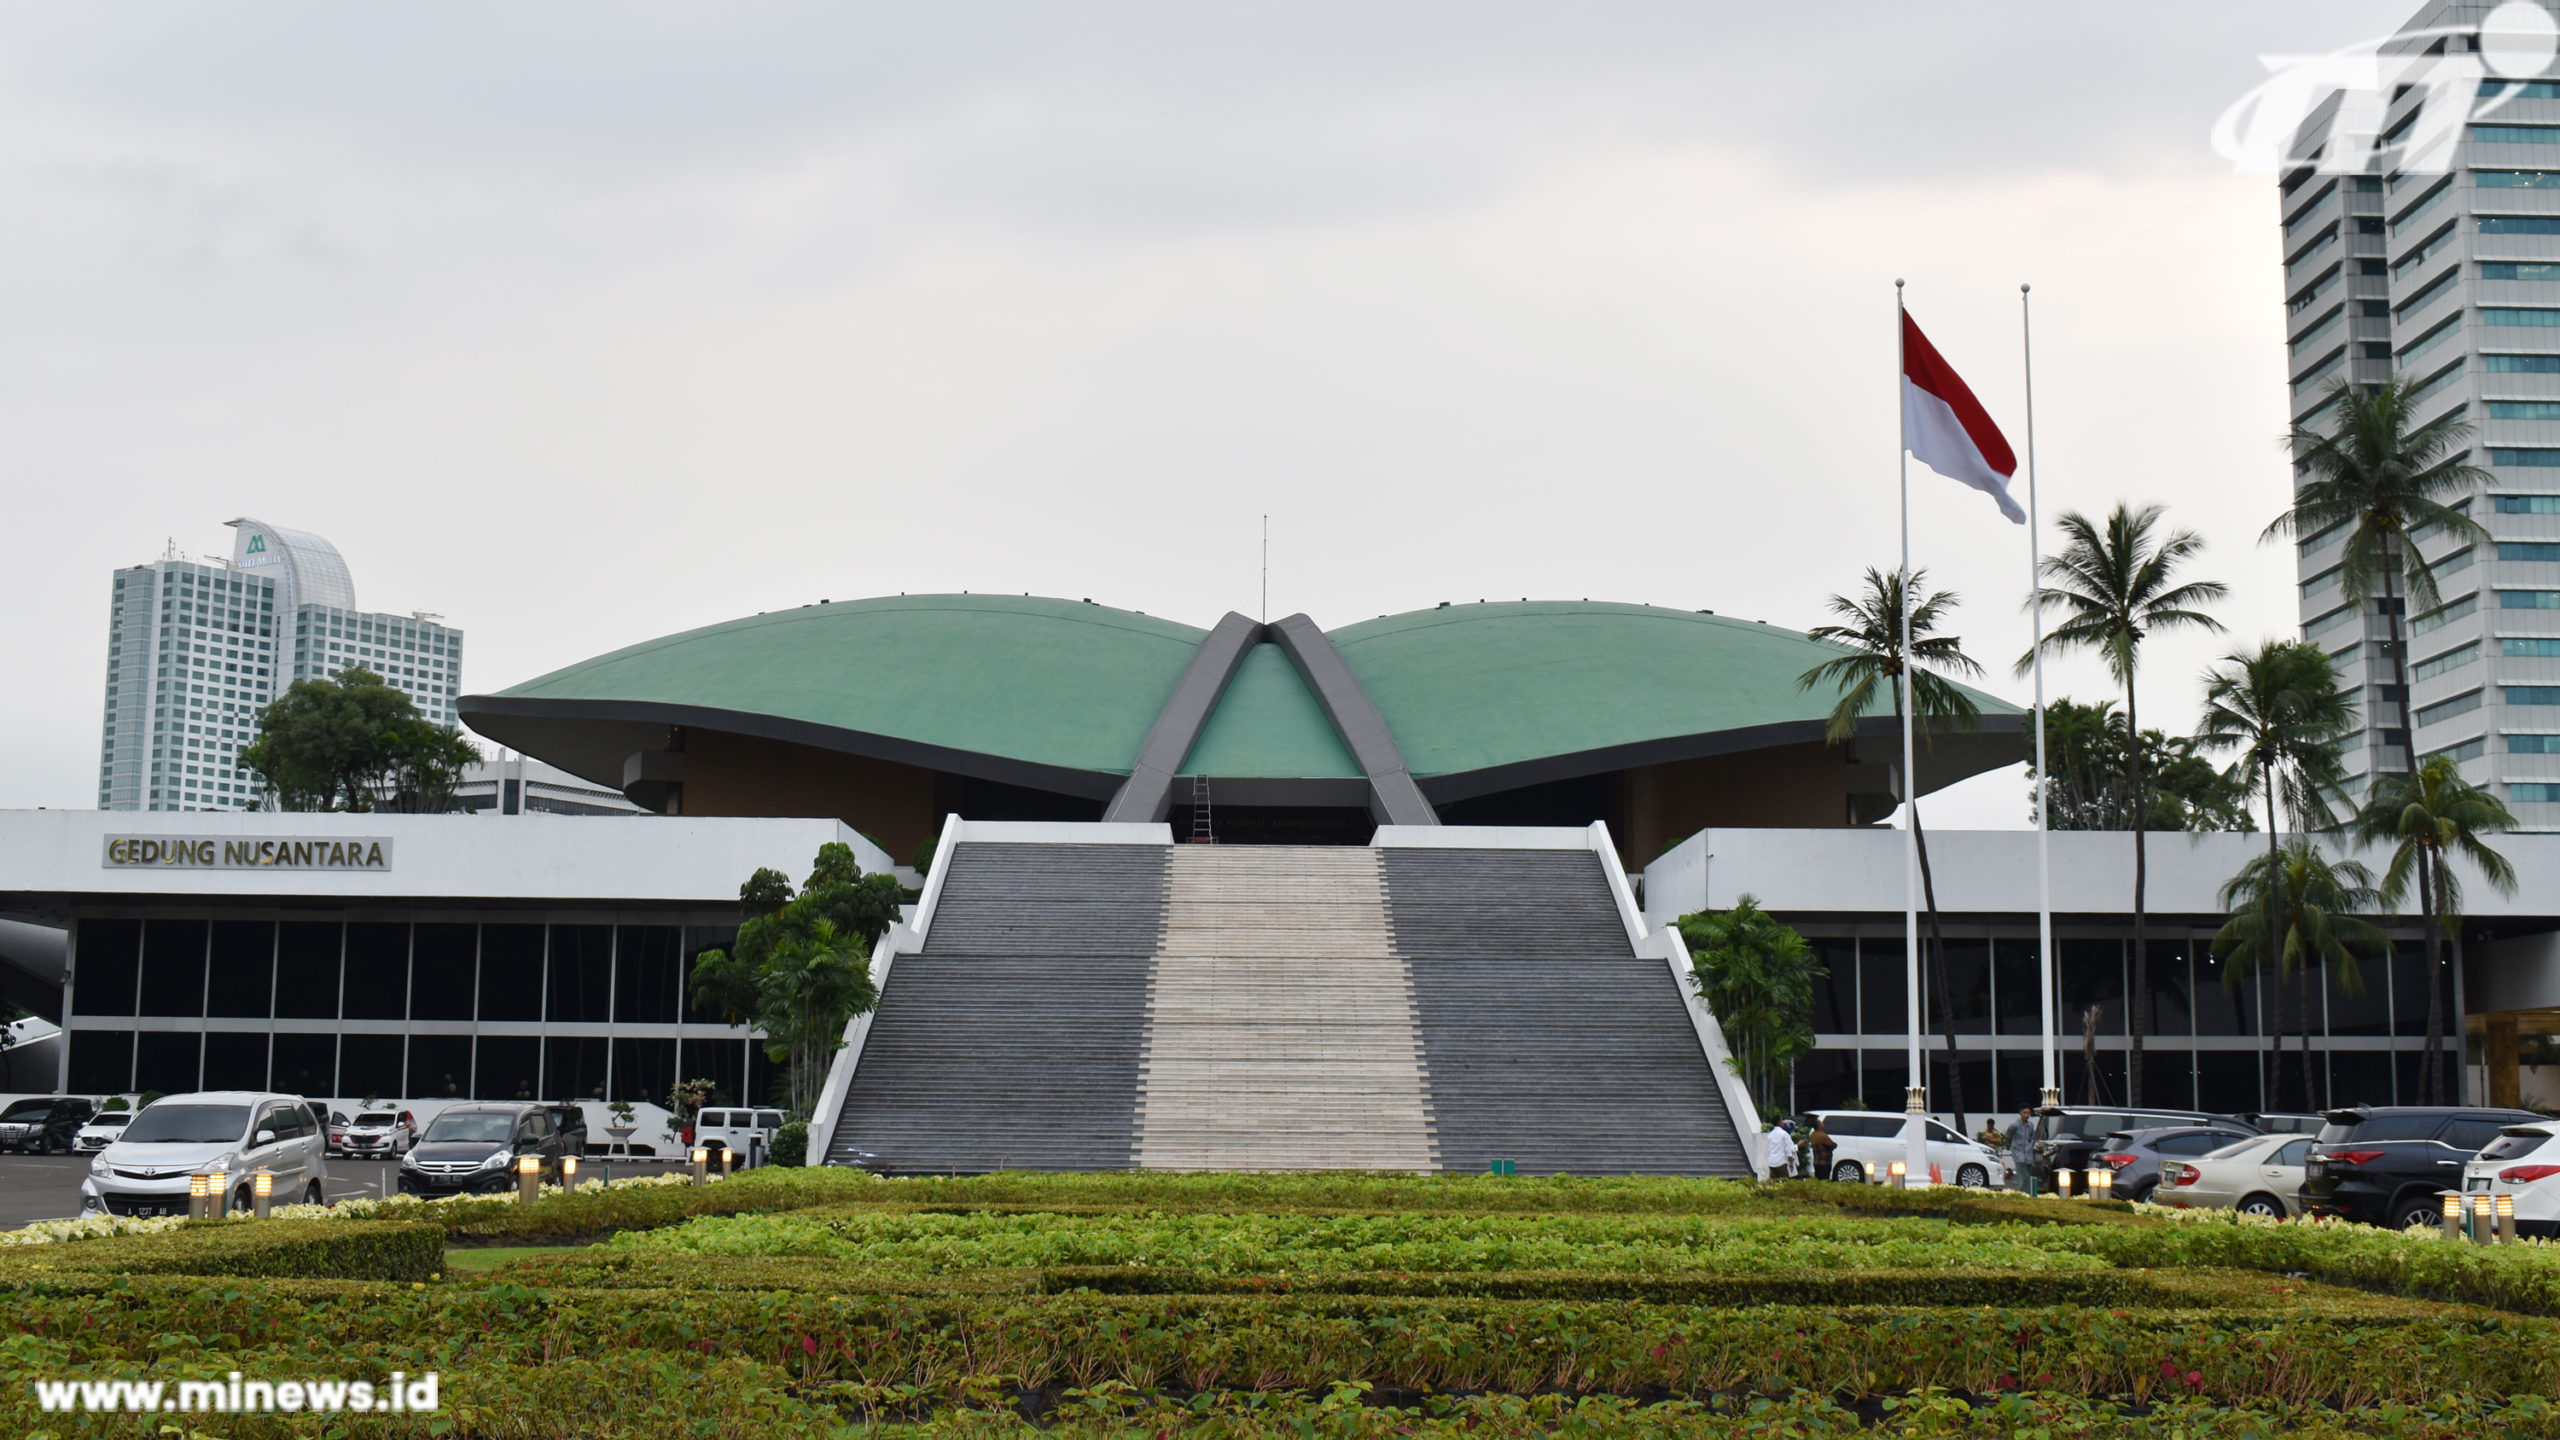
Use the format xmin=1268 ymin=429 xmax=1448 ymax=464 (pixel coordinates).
xmin=462 ymin=594 xmax=2022 ymax=804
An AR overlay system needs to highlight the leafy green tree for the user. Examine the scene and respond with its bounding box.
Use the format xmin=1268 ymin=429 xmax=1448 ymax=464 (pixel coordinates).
xmin=1796 ymin=567 xmax=1984 ymax=1129
xmin=2029 ymin=699 xmax=2254 ymax=833
xmin=239 ymin=666 xmax=480 ymax=812
xmin=2022 ymin=504 xmax=2226 ymax=1105
xmin=2270 ymin=377 xmax=2493 ymax=780
xmin=2354 ymin=756 xmax=2518 ymax=1102
xmin=689 ymin=843 xmax=903 ymax=1118
xmin=2210 ymin=843 xmax=2387 ymax=1111
xmin=1678 ymin=895 xmax=1824 ymax=1118
xmin=2195 ymin=641 xmax=2357 ymax=1103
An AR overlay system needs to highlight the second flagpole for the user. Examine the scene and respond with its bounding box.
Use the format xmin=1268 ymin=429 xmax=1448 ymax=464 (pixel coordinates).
xmin=2023 ymin=284 xmax=2059 ymax=1119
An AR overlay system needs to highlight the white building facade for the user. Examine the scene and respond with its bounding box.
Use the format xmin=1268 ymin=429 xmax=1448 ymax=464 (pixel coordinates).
xmin=98 ymin=520 xmax=465 ymax=813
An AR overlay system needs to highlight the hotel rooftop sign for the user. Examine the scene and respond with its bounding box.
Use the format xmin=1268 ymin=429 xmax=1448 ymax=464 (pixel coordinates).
xmin=104 ymin=836 xmax=394 ymax=871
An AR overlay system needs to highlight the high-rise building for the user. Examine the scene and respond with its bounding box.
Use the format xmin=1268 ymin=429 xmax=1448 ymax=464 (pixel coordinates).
xmin=2283 ymin=2 xmax=2560 ymax=828
xmin=98 ymin=519 xmax=465 ymax=812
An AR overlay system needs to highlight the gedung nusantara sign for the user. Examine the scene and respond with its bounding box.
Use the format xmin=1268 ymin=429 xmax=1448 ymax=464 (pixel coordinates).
xmin=104 ymin=837 xmax=394 ymax=870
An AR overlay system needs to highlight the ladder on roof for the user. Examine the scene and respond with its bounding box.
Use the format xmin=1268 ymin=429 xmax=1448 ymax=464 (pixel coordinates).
xmin=1191 ymin=775 xmax=1215 ymax=844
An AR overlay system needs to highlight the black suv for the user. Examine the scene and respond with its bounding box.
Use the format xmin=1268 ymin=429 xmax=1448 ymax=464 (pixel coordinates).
xmin=2031 ymin=1106 xmax=2257 ymax=1186
xmin=2300 ymin=1105 xmax=2547 ymax=1230
xmin=0 ymin=1096 xmax=96 ymax=1154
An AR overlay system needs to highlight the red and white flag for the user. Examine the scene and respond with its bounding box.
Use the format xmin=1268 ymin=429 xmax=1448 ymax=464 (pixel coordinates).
xmin=1901 ymin=312 xmax=2023 ymax=525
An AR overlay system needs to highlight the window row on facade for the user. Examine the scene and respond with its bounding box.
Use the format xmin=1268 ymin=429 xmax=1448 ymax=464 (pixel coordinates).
xmin=1793 ymin=931 xmax=2443 ymax=1042
xmin=1787 ymin=1041 xmax=2444 ymax=1119
xmin=63 ymin=1028 xmax=774 ymax=1109
xmin=70 ymin=918 xmax=740 ymax=1026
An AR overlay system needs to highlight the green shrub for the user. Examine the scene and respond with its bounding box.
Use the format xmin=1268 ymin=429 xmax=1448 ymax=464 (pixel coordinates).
xmin=0 ymin=1219 xmax=440 ymax=1282
xmin=771 ymin=1120 xmax=809 ymax=1167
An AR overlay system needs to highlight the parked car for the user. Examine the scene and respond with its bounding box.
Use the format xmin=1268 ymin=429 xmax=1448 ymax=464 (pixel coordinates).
xmin=73 ymin=1111 xmax=134 ymax=1152
xmin=80 ymin=1091 xmax=330 ymax=1218
xmin=2300 ymin=1105 xmax=2546 ymax=1231
xmin=2031 ymin=1107 xmax=2257 ymax=1187
xmin=0 ymin=1095 xmax=97 ymax=1154
xmin=396 ymin=1103 xmax=565 ymax=1197
xmin=692 ymin=1108 xmax=787 ymax=1169
xmin=2463 ymin=1121 xmax=2560 ymax=1240
xmin=541 ymin=1103 xmax=589 ymax=1157
xmin=2096 ymin=1123 xmax=2261 ymax=1204
xmin=2154 ymin=1132 xmax=2316 ymax=1217
xmin=1791 ymin=1109 xmax=2002 ymax=1187
xmin=336 ymin=1109 xmax=417 ymax=1158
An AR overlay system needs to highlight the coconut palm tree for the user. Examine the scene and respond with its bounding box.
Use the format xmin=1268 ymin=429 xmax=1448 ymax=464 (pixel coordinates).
xmin=2354 ymin=755 xmax=2518 ymax=1102
xmin=2195 ymin=641 xmax=2356 ymax=1104
xmin=2021 ymin=504 xmax=2226 ymax=1105
xmin=1797 ymin=567 xmax=1984 ymax=1129
xmin=2268 ymin=377 xmax=2492 ymax=781
xmin=2209 ymin=843 xmax=2387 ymax=1112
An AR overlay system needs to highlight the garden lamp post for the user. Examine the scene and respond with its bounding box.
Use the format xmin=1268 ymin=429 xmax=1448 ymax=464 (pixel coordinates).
xmin=187 ymin=1172 xmax=210 ymax=1221
xmin=251 ymin=1169 xmax=274 ymax=1220
xmin=515 ymin=1155 xmax=541 ymax=1205
xmin=2443 ymin=1192 xmax=2463 ymax=1240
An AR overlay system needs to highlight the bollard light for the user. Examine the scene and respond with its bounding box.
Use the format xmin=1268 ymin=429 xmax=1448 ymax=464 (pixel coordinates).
xmin=1887 ymin=1160 xmax=1906 ymax=1189
xmin=2444 ymin=1192 xmax=2464 ymax=1240
xmin=187 ymin=1172 xmax=210 ymax=1221
xmin=2054 ymin=1168 xmax=2074 ymax=1198
xmin=2089 ymin=1169 xmax=2114 ymax=1201
xmin=208 ymin=1171 xmax=229 ymax=1220
xmin=251 ymin=1169 xmax=274 ymax=1220
xmin=2474 ymin=1193 xmax=2496 ymax=1244
xmin=718 ymin=1145 xmax=734 ymax=1180
xmin=560 ymin=1155 xmax=578 ymax=1189
xmin=690 ymin=1147 xmax=709 ymax=1186
xmin=2499 ymin=1192 xmax=2518 ymax=1243
xmin=516 ymin=1154 xmax=541 ymax=1205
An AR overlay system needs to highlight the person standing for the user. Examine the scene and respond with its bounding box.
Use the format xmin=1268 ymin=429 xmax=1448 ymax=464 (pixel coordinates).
xmin=1809 ymin=1118 xmax=1837 ymax=1180
xmin=2003 ymin=1105 xmax=2040 ymax=1195
xmin=1764 ymin=1122 xmax=1798 ymax=1179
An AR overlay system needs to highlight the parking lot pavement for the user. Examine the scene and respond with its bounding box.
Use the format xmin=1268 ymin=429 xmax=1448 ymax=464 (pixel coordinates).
xmin=0 ymin=1153 xmax=697 ymax=1232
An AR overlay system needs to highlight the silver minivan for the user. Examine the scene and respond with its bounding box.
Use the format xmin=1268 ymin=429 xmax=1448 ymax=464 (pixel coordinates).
xmin=81 ymin=1092 xmax=330 ymax=1218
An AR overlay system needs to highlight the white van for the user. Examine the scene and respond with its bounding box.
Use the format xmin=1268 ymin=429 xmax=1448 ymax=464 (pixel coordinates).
xmin=693 ymin=1108 xmax=784 ymax=1167
xmin=1796 ymin=1110 xmax=2003 ymax=1188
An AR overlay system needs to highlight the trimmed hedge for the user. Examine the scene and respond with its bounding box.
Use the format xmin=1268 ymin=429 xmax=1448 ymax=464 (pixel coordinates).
xmin=1033 ymin=1265 xmax=2197 ymax=1308
xmin=0 ymin=1218 xmax=441 ymax=1283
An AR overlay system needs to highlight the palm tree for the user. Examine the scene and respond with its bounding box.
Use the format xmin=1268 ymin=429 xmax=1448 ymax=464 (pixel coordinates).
xmin=2354 ymin=756 xmax=2518 ymax=1102
xmin=2209 ymin=843 xmax=2387 ymax=1111
xmin=2021 ymin=504 xmax=2226 ymax=1105
xmin=1797 ymin=567 xmax=1984 ymax=1130
xmin=1678 ymin=895 xmax=1824 ymax=1118
xmin=2268 ymin=377 xmax=2492 ymax=781
xmin=2195 ymin=641 xmax=2356 ymax=1105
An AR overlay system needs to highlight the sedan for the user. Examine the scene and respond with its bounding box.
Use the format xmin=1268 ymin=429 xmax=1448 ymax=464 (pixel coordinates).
xmin=2098 ymin=1125 xmax=2260 ymax=1204
xmin=2462 ymin=1122 xmax=2560 ymax=1240
xmin=2155 ymin=1133 xmax=2314 ymax=1218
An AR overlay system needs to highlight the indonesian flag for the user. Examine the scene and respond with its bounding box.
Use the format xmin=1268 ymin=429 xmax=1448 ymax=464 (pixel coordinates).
xmin=1902 ymin=312 xmax=2024 ymax=525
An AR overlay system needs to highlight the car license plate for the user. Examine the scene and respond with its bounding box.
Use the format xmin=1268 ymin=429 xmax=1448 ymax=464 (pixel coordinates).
xmin=2469 ymin=1177 xmax=2491 ymax=1191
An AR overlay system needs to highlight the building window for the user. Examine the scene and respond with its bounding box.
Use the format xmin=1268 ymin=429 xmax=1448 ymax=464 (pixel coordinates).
xmin=2488 ymin=355 xmax=2560 ymax=373
xmin=2416 ymin=689 xmax=2485 ymax=726
xmin=2414 ymin=594 xmax=2480 ymax=633
xmin=2502 ymin=590 xmax=2560 ymax=609
xmin=2495 ymin=448 xmax=2560 ymax=466
xmin=2482 ymin=218 xmax=2560 ymax=236
xmin=2491 ymin=402 xmax=2560 ymax=421
xmin=2414 ymin=641 xmax=2479 ymax=681
xmin=2511 ymin=782 xmax=2560 ymax=803
xmin=2506 ymin=637 xmax=2560 ymax=657
xmin=2507 ymin=685 xmax=2560 ymax=704
xmin=2508 ymin=732 xmax=2560 ymax=752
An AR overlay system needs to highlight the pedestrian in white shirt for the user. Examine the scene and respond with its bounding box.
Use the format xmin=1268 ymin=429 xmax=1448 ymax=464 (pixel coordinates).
xmin=1764 ymin=1123 xmax=1797 ymax=1179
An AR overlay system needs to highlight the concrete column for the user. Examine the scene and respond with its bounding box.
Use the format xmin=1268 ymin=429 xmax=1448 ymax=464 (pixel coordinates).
xmin=2488 ymin=1013 xmax=2522 ymax=1110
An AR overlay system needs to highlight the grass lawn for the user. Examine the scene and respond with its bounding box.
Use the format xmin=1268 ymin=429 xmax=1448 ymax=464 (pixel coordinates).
xmin=1 ymin=1169 xmax=2555 ymax=1436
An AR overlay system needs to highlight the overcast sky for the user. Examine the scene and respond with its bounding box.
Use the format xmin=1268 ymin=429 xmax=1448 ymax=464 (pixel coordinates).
xmin=0 ymin=1 xmax=2426 ymax=824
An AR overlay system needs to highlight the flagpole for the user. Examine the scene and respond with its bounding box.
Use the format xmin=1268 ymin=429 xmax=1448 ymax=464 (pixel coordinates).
xmin=2023 ymin=283 xmax=2059 ymax=1113
xmin=1897 ymin=280 xmax=1928 ymax=1185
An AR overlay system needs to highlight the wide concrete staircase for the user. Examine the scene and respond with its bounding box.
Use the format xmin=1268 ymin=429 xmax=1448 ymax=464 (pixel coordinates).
xmin=826 ymin=837 xmax=1750 ymax=1176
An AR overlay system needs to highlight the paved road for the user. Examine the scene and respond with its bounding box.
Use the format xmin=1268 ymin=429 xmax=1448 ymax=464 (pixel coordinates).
xmin=0 ymin=1153 xmax=697 ymax=1232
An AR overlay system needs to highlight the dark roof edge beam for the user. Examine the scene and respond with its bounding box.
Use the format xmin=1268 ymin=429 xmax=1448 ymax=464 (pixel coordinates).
xmin=1267 ymin=613 xmax=1438 ymax=827
xmin=1101 ymin=612 xmax=1265 ymax=823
